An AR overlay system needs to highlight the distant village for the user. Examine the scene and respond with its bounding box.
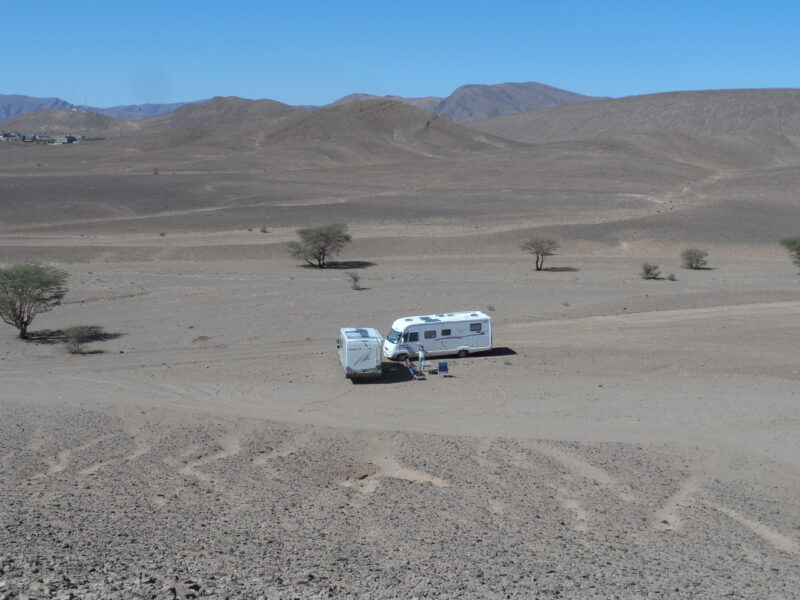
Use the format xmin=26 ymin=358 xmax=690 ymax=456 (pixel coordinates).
xmin=0 ymin=132 xmax=84 ymax=144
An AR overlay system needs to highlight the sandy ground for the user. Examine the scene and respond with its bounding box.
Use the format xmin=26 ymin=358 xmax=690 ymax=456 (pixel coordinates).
xmin=2 ymin=251 xmax=799 ymax=598
xmin=2 ymin=125 xmax=800 ymax=597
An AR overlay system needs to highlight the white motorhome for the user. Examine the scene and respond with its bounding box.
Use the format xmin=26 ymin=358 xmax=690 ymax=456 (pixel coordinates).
xmin=383 ymin=311 xmax=492 ymax=360
xmin=337 ymin=328 xmax=383 ymax=379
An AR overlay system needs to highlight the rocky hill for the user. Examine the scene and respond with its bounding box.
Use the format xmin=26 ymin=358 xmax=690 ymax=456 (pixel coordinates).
xmin=0 ymin=94 xmax=73 ymax=122
xmin=136 ymin=96 xmax=299 ymax=132
xmin=435 ymin=82 xmax=598 ymax=122
xmin=0 ymin=109 xmax=139 ymax=137
xmin=470 ymin=89 xmax=800 ymax=143
xmin=330 ymin=82 xmax=599 ymax=123
xmin=80 ymin=101 xmax=194 ymax=121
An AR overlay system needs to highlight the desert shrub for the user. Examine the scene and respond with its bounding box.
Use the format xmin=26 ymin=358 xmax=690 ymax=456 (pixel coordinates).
xmin=347 ymin=272 xmax=362 ymax=290
xmin=520 ymin=237 xmax=559 ymax=271
xmin=65 ymin=325 xmax=93 ymax=354
xmin=0 ymin=264 xmax=68 ymax=339
xmin=641 ymin=263 xmax=661 ymax=280
xmin=780 ymin=237 xmax=800 ymax=269
xmin=667 ymin=273 xmax=677 ymax=281
xmin=287 ymin=223 xmax=352 ymax=268
xmin=260 ymin=226 xmax=268 ymax=233
xmin=681 ymin=248 xmax=709 ymax=269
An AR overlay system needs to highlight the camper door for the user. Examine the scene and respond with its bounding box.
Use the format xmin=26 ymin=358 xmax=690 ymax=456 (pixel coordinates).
xmin=401 ymin=330 xmax=420 ymax=355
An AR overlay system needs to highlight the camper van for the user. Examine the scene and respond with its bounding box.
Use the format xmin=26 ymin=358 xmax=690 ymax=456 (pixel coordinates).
xmin=337 ymin=328 xmax=383 ymax=379
xmin=383 ymin=311 xmax=492 ymax=360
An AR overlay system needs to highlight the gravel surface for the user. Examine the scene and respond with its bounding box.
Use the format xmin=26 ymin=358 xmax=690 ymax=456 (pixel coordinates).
xmin=2 ymin=399 xmax=799 ymax=599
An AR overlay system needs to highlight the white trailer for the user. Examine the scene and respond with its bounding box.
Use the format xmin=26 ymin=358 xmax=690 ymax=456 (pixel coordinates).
xmin=337 ymin=328 xmax=383 ymax=379
xmin=383 ymin=311 xmax=492 ymax=360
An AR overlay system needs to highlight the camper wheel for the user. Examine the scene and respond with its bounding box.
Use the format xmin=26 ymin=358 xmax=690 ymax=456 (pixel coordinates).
xmin=396 ymin=353 xmax=408 ymax=362
xmin=457 ymin=349 xmax=469 ymax=358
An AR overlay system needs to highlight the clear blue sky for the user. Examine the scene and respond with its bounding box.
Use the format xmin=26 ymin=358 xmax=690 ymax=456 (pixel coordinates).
xmin=4 ymin=0 xmax=799 ymax=107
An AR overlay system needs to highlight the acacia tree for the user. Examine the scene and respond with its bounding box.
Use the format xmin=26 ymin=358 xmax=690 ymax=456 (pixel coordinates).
xmin=520 ymin=237 xmax=559 ymax=271
xmin=287 ymin=223 xmax=352 ymax=268
xmin=0 ymin=264 xmax=68 ymax=339
xmin=780 ymin=237 xmax=800 ymax=269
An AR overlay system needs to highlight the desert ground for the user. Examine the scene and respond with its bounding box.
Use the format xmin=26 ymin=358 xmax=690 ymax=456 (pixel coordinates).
xmin=1 ymin=106 xmax=800 ymax=598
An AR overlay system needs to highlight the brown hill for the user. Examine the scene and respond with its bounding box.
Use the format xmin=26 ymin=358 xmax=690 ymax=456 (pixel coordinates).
xmin=137 ymin=96 xmax=299 ymax=132
xmin=436 ymin=82 xmax=598 ymax=123
xmin=329 ymin=93 xmax=443 ymax=114
xmin=81 ymin=101 xmax=196 ymax=121
xmin=0 ymin=109 xmax=139 ymax=137
xmin=330 ymin=82 xmax=598 ymax=123
xmin=39 ymin=98 xmax=522 ymax=177
xmin=471 ymin=89 xmax=800 ymax=143
xmin=251 ymin=99 xmax=521 ymax=156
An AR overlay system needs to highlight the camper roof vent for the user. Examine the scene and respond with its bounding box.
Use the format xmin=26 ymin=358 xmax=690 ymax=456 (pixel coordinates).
xmin=405 ymin=318 xmax=413 ymax=321
xmin=420 ymin=316 xmax=440 ymax=322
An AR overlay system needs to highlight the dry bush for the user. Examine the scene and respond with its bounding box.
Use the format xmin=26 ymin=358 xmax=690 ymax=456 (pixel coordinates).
xmin=641 ymin=263 xmax=661 ymax=280
xmin=780 ymin=237 xmax=800 ymax=269
xmin=347 ymin=272 xmax=362 ymax=290
xmin=681 ymin=248 xmax=709 ymax=269
xmin=65 ymin=325 xmax=93 ymax=354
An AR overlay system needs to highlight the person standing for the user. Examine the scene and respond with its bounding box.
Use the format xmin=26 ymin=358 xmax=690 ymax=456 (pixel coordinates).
xmin=418 ymin=345 xmax=427 ymax=375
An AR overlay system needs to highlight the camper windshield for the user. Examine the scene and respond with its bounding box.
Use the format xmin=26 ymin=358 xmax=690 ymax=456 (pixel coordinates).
xmin=387 ymin=328 xmax=401 ymax=343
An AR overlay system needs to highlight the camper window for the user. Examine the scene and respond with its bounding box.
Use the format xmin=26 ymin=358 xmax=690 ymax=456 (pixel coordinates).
xmin=408 ymin=332 xmax=419 ymax=342
xmin=387 ymin=329 xmax=401 ymax=343
xmin=442 ymin=329 xmax=451 ymax=336
xmin=470 ymin=323 xmax=482 ymax=332
xmin=424 ymin=330 xmax=436 ymax=339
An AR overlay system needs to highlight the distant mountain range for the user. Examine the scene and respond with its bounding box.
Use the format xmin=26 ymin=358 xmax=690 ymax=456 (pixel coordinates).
xmin=0 ymin=94 xmax=74 ymax=121
xmin=80 ymin=101 xmax=201 ymax=121
xmin=5 ymin=86 xmax=800 ymax=145
xmin=0 ymin=81 xmax=599 ymax=127
xmin=0 ymin=94 xmax=202 ymax=123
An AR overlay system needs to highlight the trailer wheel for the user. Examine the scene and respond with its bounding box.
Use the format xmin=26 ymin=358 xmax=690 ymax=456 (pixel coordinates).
xmin=396 ymin=353 xmax=408 ymax=362
xmin=457 ymin=349 xmax=469 ymax=358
